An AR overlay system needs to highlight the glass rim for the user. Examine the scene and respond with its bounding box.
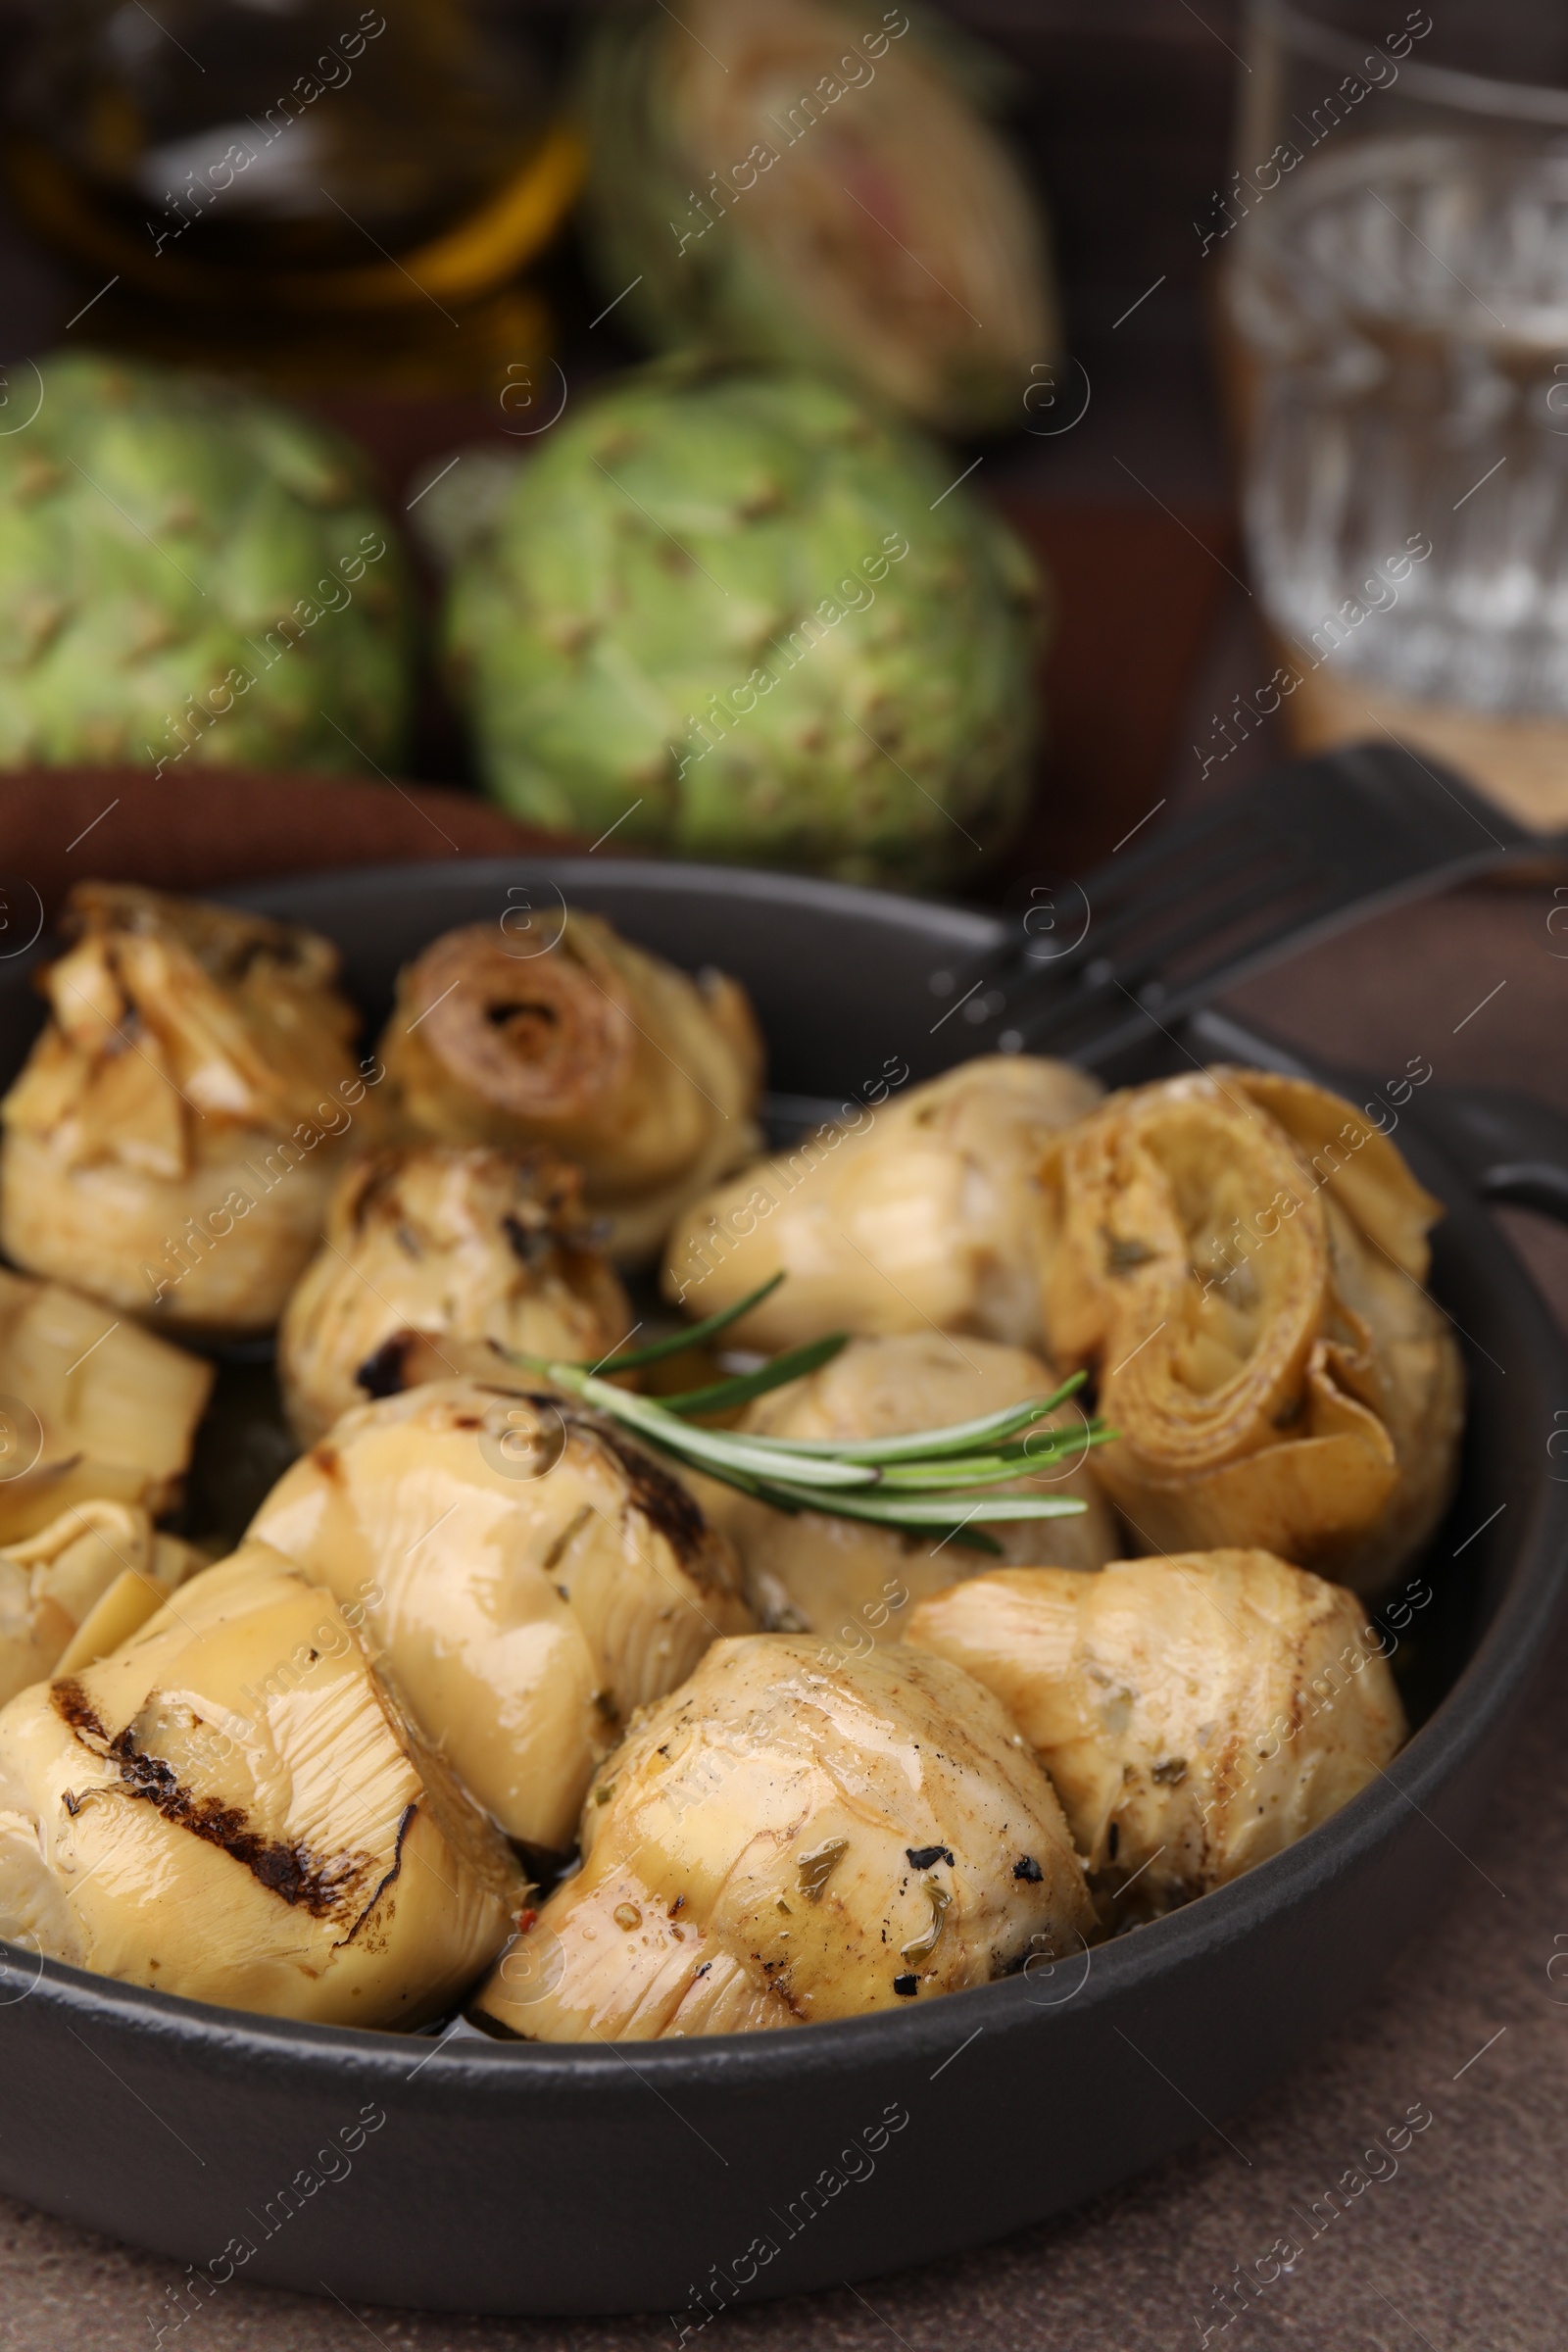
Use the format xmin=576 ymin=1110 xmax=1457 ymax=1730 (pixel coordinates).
xmin=1256 ymin=0 xmax=1568 ymax=127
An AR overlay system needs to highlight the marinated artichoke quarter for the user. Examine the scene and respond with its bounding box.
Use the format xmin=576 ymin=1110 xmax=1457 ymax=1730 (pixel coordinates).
xmin=908 ymin=1552 xmax=1407 ymax=1922
xmin=279 ymin=1143 xmax=634 ymax=1445
xmin=0 ymin=883 xmax=375 ymax=1331
xmin=664 ymin=1055 xmax=1102 ymax=1350
xmin=377 ymin=910 xmax=763 ymax=1265
xmin=1037 ymin=1069 xmax=1464 ymax=1596
xmin=0 ymin=1499 xmax=205 ymax=1710
xmin=0 ymin=1264 xmax=212 ymax=1543
xmin=474 ymin=1634 xmax=1093 ymax=2041
xmin=250 ymin=1380 xmax=754 ymax=1854
xmin=689 ymin=1332 xmax=1117 ymax=1637
xmin=0 ymin=1544 xmax=523 ymax=2026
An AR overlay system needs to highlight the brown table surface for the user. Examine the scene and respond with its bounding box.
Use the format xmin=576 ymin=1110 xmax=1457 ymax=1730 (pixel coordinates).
xmin=0 ymin=879 xmax=1562 ymax=2352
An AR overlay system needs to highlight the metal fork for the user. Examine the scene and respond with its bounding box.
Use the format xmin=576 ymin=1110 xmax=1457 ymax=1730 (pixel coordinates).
xmin=927 ymin=740 xmax=1534 ymax=1070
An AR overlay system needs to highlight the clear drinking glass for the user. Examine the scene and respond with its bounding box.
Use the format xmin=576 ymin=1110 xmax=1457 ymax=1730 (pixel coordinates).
xmin=1223 ymin=2 xmax=1568 ymax=779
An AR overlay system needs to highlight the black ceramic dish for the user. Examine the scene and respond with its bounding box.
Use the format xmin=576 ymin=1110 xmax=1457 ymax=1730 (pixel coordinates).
xmin=0 ymin=858 xmax=1565 ymax=2322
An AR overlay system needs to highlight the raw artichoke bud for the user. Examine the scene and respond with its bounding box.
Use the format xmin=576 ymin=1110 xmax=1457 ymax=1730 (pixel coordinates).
xmin=907 ymin=1551 xmax=1408 ymax=1921
xmin=278 ymin=1143 xmax=635 ymax=1445
xmin=442 ymin=366 xmax=1045 ymax=888
xmin=0 ymin=1542 xmax=524 ymax=2026
xmin=1036 ymin=1068 xmax=1465 ymax=1597
xmin=663 ymin=1055 xmax=1102 ymax=1350
xmin=687 ymin=1333 xmax=1118 ymax=1638
xmin=376 ymin=910 xmax=763 ymax=1266
xmin=0 ymin=1265 xmax=212 ymax=1543
xmin=249 ymin=1379 xmax=754 ymax=1853
xmin=1 ymin=882 xmax=378 ymax=1331
xmin=581 ymin=0 xmax=1059 ymax=435
xmin=0 ymin=1499 xmax=205 ymax=1710
xmin=473 ymin=1633 xmax=1092 ymax=2041
xmin=0 ymin=351 xmax=413 ymax=776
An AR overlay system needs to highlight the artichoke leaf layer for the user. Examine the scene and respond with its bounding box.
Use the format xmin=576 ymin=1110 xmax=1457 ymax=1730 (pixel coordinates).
xmin=0 ymin=1543 xmax=522 ymax=2025
xmin=1037 ymin=1069 xmax=1463 ymax=1596
xmin=250 ymin=1380 xmax=754 ymax=1852
xmin=908 ymin=1550 xmax=1407 ymax=1921
xmin=474 ymin=1632 xmax=1092 ymax=2041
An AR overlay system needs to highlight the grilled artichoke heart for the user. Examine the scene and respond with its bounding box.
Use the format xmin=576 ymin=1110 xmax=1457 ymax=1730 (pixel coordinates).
xmin=582 ymin=0 xmax=1059 ymax=436
xmin=908 ymin=1551 xmax=1407 ymax=1920
xmin=250 ymin=1380 xmax=753 ymax=1852
xmin=474 ymin=1633 xmax=1092 ymax=2040
xmin=0 ymin=1542 xmax=522 ymax=2024
xmin=690 ymin=1333 xmax=1118 ymax=1637
xmin=664 ymin=1055 xmax=1102 ymax=1349
xmin=1037 ymin=1069 xmax=1464 ymax=1596
xmin=0 ymin=1265 xmax=212 ymax=1543
xmin=279 ymin=1144 xmax=634 ymax=1445
xmin=377 ymin=911 xmax=763 ymax=1265
xmin=0 ymin=883 xmax=373 ymax=1331
xmin=0 ymin=1500 xmax=205 ymax=1709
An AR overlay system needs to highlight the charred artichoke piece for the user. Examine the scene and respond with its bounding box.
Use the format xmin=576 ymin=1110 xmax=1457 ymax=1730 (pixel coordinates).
xmin=907 ymin=1551 xmax=1407 ymax=1921
xmin=664 ymin=1055 xmax=1102 ymax=1349
xmin=377 ymin=911 xmax=763 ymax=1265
xmin=1037 ymin=1068 xmax=1464 ymax=1596
xmin=249 ymin=1380 xmax=753 ymax=1852
xmin=689 ymin=1332 xmax=1118 ymax=1637
xmin=0 ymin=883 xmax=374 ymax=1332
xmin=278 ymin=1144 xmax=634 ymax=1445
xmin=0 ymin=1266 xmax=212 ymax=1543
xmin=0 ymin=1543 xmax=523 ymax=2025
xmin=582 ymin=0 xmax=1059 ymax=435
xmin=473 ymin=1632 xmax=1092 ymax=2040
xmin=0 ymin=1500 xmax=205 ymax=1708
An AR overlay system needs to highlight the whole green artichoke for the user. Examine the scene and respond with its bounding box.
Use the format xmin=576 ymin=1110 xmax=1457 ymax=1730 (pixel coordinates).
xmin=0 ymin=352 xmax=413 ymax=774
xmin=581 ymin=0 xmax=1059 ymax=437
xmin=443 ymin=368 xmax=1044 ymax=888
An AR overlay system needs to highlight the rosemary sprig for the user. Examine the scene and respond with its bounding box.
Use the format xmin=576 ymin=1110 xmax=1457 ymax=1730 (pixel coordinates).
xmin=509 ymin=1307 xmax=1114 ymax=1549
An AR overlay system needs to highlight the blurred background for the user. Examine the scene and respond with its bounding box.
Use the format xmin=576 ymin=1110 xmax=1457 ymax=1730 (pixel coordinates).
xmin=1 ymin=0 xmax=1566 ymax=906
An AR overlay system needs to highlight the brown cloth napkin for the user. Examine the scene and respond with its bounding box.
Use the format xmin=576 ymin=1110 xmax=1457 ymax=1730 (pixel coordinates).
xmin=0 ymin=767 xmax=575 ymax=927
xmin=0 ymin=871 xmax=1563 ymax=2350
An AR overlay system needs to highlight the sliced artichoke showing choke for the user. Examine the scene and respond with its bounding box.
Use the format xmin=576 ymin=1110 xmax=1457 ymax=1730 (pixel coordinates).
xmin=0 ymin=1543 xmax=523 ymax=2025
xmin=1037 ymin=1069 xmax=1464 ymax=1597
xmin=377 ymin=912 xmax=763 ymax=1266
xmin=689 ymin=1333 xmax=1118 ymax=1637
xmin=0 ymin=883 xmax=376 ymax=1332
xmin=663 ymin=1055 xmax=1102 ymax=1350
xmin=908 ymin=1551 xmax=1407 ymax=1922
xmin=582 ymin=0 xmax=1060 ymax=436
xmin=474 ymin=1633 xmax=1092 ymax=2041
xmin=279 ymin=1144 xmax=634 ymax=1445
xmin=249 ymin=1380 xmax=754 ymax=1853
xmin=0 ymin=1500 xmax=206 ymax=1709
xmin=0 ymin=1266 xmax=212 ymax=1543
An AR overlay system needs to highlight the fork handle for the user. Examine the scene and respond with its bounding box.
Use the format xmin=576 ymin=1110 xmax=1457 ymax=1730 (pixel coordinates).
xmin=1416 ymin=1086 xmax=1568 ymax=1225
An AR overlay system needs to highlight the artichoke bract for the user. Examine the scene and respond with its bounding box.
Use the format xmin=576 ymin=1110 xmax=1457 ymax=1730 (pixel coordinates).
xmin=441 ymin=368 xmax=1044 ymax=886
xmin=0 ymin=352 xmax=413 ymax=775
xmin=908 ymin=1553 xmax=1408 ymax=1922
xmin=663 ymin=1055 xmax=1102 ymax=1348
xmin=0 ymin=1544 xmax=523 ymax=2026
xmin=0 ymin=883 xmax=376 ymax=1332
xmin=250 ymin=1379 xmax=754 ymax=1853
xmin=0 ymin=1266 xmax=212 ymax=1543
xmin=0 ymin=1499 xmax=205 ymax=1709
xmin=377 ymin=909 xmax=763 ymax=1263
xmin=279 ymin=1144 xmax=634 ymax=1445
xmin=1037 ymin=1070 xmax=1465 ymax=1597
xmin=581 ymin=0 xmax=1059 ymax=436
xmin=473 ymin=1634 xmax=1092 ymax=2041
